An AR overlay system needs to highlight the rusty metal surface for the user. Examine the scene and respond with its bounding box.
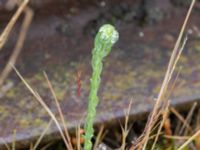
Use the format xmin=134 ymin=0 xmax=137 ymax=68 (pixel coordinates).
xmin=0 ymin=0 xmax=200 ymax=148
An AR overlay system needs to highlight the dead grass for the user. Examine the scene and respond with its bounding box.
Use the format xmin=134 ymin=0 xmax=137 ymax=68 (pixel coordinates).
xmin=130 ymin=0 xmax=196 ymax=149
xmin=1 ymin=0 xmax=199 ymax=149
xmin=31 ymin=119 xmax=53 ymax=150
xmin=0 ymin=5 xmax=33 ymax=86
xmin=120 ymin=99 xmax=133 ymax=150
xmin=0 ymin=138 xmax=11 ymax=150
xmin=75 ymin=125 xmax=81 ymax=150
xmin=151 ymin=101 xmax=170 ymax=150
xmin=0 ymin=0 xmax=33 ymax=86
xmin=12 ymin=130 xmax=16 ymax=150
xmin=178 ymin=130 xmax=200 ymax=150
xmin=171 ymin=107 xmax=192 ymax=133
xmin=179 ymin=102 xmax=197 ymax=135
xmin=0 ymin=0 xmax=29 ymax=50
xmin=93 ymin=125 xmax=105 ymax=150
xmin=43 ymin=72 xmax=73 ymax=149
xmin=12 ymin=65 xmax=72 ymax=149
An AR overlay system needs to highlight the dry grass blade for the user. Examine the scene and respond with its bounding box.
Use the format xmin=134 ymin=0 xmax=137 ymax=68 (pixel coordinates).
xmin=43 ymin=72 xmax=73 ymax=149
xmin=133 ymin=0 xmax=196 ymax=148
xmin=12 ymin=130 xmax=16 ymax=150
xmin=180 ymin=102 xmax=197 ymax=135
xmin=151 ymin=38 xmax=187 ymax=148
xmin=170 ymin=107 xmax=192 ymax=132
xmin=0 ymin=0 xmax=29 ymax=50
xmin=32 ymin=119 xmax=53 ymax=150
xmin=165 ymin=67 xmax=181 ymax=100
xmin=120 ymin=99 xmax=133 ymax=150
xmin=76 ymin=125 xmax=81 ymax=150
xmin=40 ymin=142 xmax=55 ymax=150
xmin=178 ymin=129 xmax=200 ymax=150
xmin=0 ymin=138 xmax=11 ymax=150
xmin=0 ymin=6 xmax=33 ymax=86
xmin=164 ymin=135 xmax=190 ymax=140
xmin=11 ymin=65 xmax=71 ymax=149
xmin=132 ymin=111 xmax=162 ymax=149
xmin=151 ymin=101 xmax=170 ymax=150
xmin=93 ymin=125 xmax=105 ymax=150
xmin=164 ymin=36 xmax=187 ymax=101
xmin=166 ymin=35 xmax=187 ymax=88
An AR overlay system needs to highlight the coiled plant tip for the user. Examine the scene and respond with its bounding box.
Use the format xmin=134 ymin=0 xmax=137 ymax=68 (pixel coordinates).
xmin=84 ymin=24 xmax=119 ymax=150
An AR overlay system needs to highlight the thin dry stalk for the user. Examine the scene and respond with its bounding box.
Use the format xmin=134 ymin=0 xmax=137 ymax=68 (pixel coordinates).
xmin=170 ymin=107 xmax=192 ymax=132
xmin=167 ymin=36 xmax=187 ymax=86
xmin=12 ymin=130 xmax=16 ymax=150
xmin=134 ymin=0 xmax=195 ymax=148
xmin=0 ymin=5 xmax=33 ymax=86
xmin=133 ymin=111 xmax=162 ymax=149
xmin=164 ymin=135 xmax=190 ymax=140
xmin=43 ymin=72 xmax=73 ymax=149
xmin=99 ymin=130 xmax=108 ymax=144
xmin=180 ymin=102 xmax=197 ymax=135
xmin=151 ymin=101 xmax=170 ymax=150
xmin=160 ymin=37 xmax=187 ymax=112
xmin=40 ymin=142 xmax=54 ymax=150
xmin=165 ymin=67 xmax=181 ymax=100
xmin=11 ymin=65 xmax=71 ymax=149
xmin=0 ymin=138 xmax=11 ymax=150
xmin=93 ymin=125 xmax=105 ymax=150
xmin=75 ymin=125 xmax=81 ymax=150
xmin=175 ymin=118 xmax=182 ymax=135
xmin=32 ymin=119 xmax=53 ymax=150
xmin=120 ymin=100 xmax=133 ymax=150
xmin=148 ymin=132 xmax=163 ymax=140
xmin=178 ymin=129 xmax=200 ymax=150
xmin=0 ymin=0 xmax=29 ymax=50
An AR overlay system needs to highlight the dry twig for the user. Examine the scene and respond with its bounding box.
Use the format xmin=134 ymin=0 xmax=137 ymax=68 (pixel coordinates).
xmin=0 ymin=3 xmax=33 ymax=85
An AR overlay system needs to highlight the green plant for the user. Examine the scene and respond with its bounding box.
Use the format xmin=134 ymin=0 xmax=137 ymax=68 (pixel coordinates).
xmin=84 ymin=24 xmax=119 ymax=150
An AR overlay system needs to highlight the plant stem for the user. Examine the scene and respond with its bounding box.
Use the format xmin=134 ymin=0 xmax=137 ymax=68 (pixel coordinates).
xmin=84 ymin=24 xmax=119 ymax=150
